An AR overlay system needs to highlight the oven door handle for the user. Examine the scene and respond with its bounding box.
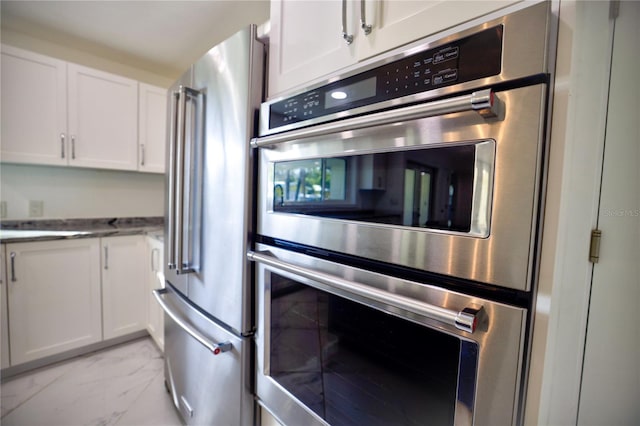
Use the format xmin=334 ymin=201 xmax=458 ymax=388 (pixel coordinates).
xmin=153 ymin=287 xmax=233 ymax=355
xmin=248 ymin=250 xmax=483 ymax=334
xmin=251 ymin=88 xmax=502 ymax=148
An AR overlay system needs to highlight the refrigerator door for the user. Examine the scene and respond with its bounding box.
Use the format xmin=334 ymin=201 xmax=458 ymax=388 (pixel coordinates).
xmin=159 ymin=284 xmax=252 ymax=426
xmin=186 ymin=25 xmax=264 ymax=335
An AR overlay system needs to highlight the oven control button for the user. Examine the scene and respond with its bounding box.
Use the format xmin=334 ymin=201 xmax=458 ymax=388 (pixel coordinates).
xmin=455 ymin=305 xmax=484 ymax=333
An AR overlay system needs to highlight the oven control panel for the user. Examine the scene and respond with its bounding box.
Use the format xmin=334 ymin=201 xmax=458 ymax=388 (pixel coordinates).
xmin=266 ymin=25 xmax=503 ymax=132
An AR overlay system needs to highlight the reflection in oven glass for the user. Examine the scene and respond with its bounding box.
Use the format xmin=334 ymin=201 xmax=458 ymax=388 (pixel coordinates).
xmin=272 ymin=145 xmax=477 ymax=233
xmin=270 ymin=274 xmax=476 ymax=425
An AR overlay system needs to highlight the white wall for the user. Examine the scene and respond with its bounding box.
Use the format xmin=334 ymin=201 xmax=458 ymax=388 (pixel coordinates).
xmin=0 ymin=164 xmax=164 ymax=220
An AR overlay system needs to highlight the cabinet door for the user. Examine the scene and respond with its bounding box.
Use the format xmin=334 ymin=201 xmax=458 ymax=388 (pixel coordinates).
xmin=268 ymin=1 xmax=523 ymax=98
xmin=146 ymin=237 xmax=164 ymax=351
xmin=1 ymin=245 xmax=9 ymax=368
xmin=268 ymin=0 xmax=358 ymax=98
xmin=356 ymin=0 xmax=521 ymax=61
xmin=101 ymin=235 xmax=147 ymax=340
xmin=6 ymin=239 xmax=102 ymax=366
xmin=138 ymin=83 xmax=167 ymax=173
xmin=1 ymin=45 xmax=68 ymax=166
xmin=68 ymin=64 xmax=138 ymax=171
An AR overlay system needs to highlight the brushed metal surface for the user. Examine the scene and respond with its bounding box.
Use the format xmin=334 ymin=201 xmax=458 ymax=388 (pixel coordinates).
xmin=258 ymin=84 xmax=546 ymax=291
xmin=164 ymin=25 xmax=264 ymax=334
xmin=163 ymin=284 xmax=252 ymax=426
xmin=253 ymin=244 xmax=527 ymax=426
xmin=259 ymin=1 xmax=550 ymax=136
xmin=162 ymin=26 xmax=264 ymax=426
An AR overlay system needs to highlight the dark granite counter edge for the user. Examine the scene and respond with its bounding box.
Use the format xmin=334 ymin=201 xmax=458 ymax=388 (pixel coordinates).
xmin=0 ymin=217 xmax=164 ymax=243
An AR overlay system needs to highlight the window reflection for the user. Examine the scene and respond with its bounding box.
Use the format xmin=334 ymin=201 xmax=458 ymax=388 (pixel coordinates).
xmin=272 ymin=143 xmax=488 ymax=234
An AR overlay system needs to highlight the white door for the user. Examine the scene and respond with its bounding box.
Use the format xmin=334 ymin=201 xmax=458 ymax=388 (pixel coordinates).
xmin=146 ymin=237 xmax=164 ymax=351
xmin=6 ymin=239 xmax=102 ymax=366
xmin=268 ymin=0 xmax=357 ymax=97
xmin=0 ymin=245 xmax=9 ymax=368
xmin=578 ymin=2 xmax=640 ymax=423
xmin=355 ymin=0 xmax=521 ymax=61
xmin=67 ymin=63 xmax=138 ymax=171
xmin=101 ymin=236 xmax=147 ymax=340
xmin=1 ymin=45 xmax=68 ymax=166
xmin=138 ymin=83 xmax=167 ymax=173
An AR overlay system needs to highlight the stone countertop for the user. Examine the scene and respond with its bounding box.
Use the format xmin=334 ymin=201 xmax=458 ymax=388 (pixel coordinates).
xmin=0 ymin=217 xmax=164 ymax=243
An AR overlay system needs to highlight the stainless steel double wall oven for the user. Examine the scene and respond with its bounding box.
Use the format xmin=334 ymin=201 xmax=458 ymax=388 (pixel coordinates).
xmin=250 ymin=2 xmax=554 ymax=425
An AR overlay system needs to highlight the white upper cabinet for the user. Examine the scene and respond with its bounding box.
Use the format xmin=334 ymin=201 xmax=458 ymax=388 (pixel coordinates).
xmin=68 ymin=63 xmax=138 ymax=171
xmin=1 ymin=45 xmax=167 ymax=173
xmin=269 ymin=0 xmax=357 ymax=97
xmin=268 ymin=0 xmax=521 ymax=98
xmin=355 ymin=0 xmax=521 ymax=61
xmin=1 ymin=45 xmax=68 ymax=166
xmin=138 ymin=83 xmax=167 ymax=173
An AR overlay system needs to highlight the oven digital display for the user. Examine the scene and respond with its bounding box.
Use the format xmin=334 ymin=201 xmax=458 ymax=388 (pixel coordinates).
xmin=268 ymin=25 xmax=503 ymax=129
xmin=324 ymin=77 xmax=377 ymax=109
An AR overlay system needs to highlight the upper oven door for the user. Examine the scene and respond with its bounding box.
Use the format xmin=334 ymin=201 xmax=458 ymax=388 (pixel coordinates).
xmin=257 ymin=84 xmax=547 ymax=291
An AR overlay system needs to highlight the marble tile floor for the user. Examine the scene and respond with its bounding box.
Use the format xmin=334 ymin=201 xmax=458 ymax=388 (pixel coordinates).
xmin=0 ymin=337 xmax=183 ymax=426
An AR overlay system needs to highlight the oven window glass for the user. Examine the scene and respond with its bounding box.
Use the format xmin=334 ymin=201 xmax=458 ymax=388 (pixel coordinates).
xmin=269 ymin=273 xmax=478 ymax=426
xmin=274 ymin=158 xmax=347 ymax=205
xmin=272 ymin=144 xmax=483 ymax=233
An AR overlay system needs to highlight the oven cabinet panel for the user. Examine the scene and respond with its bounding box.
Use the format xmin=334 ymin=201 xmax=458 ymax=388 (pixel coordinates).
xmin=258 ymin=84 xmax=546 ymax=291
xmin=253 ymin=244 xmax=528 ymax=426
xmin=268 ymin=0 xmax=521 ymax=98
xmin=162 ymin=286 xmax=252 ymax=426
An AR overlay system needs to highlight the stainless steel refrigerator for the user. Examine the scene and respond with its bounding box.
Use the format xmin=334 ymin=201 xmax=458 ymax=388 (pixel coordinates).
xmin=153 ymin=25 xmax=264 ymax=426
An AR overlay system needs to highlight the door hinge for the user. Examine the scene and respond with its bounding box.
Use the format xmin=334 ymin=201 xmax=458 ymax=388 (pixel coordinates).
xmin=609 ymin=0 xmax=620 ymax=20
xmin=589 ymin=229 xmax=602 ymax=263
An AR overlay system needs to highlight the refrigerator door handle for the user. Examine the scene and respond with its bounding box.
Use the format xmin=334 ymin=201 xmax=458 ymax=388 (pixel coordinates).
xmin=167 ymin=89 xmax=180 ymax=270
xmin=153 ymin=288 xmax=233 ymax=355
xmin=169 ymin=85 xmax=201 ymax=274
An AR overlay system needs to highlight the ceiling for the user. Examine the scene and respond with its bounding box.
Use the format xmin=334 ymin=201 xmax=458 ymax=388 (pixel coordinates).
xmin=0 ymin=1 xmax=271 ymax=79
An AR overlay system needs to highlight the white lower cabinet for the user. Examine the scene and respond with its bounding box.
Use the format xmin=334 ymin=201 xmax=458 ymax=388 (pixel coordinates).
xmin=6 ymin=239 xmax=102 ymax=365
xmin=1 ymin=245 xmax=10 ymax=369
xmin=101 ymin=235 xmax=147 ymax=340
xmin=146 ymin=236 xmax=164 ymax=351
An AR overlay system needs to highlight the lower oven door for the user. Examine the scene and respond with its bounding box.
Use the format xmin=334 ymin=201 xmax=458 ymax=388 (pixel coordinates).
xmin=154 ymin=284 xmax=253 ymax=426
xmin=251 ymin=243 xmax=527 ymax=426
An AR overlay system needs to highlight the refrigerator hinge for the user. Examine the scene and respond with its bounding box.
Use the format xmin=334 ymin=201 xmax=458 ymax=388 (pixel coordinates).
xmin=589 ymin=229 xmax=602 ymax=263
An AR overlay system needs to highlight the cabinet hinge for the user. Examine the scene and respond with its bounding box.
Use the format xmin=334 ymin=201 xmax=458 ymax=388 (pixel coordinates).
xmin=589 ymin=229 xmax=602 ymax=263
